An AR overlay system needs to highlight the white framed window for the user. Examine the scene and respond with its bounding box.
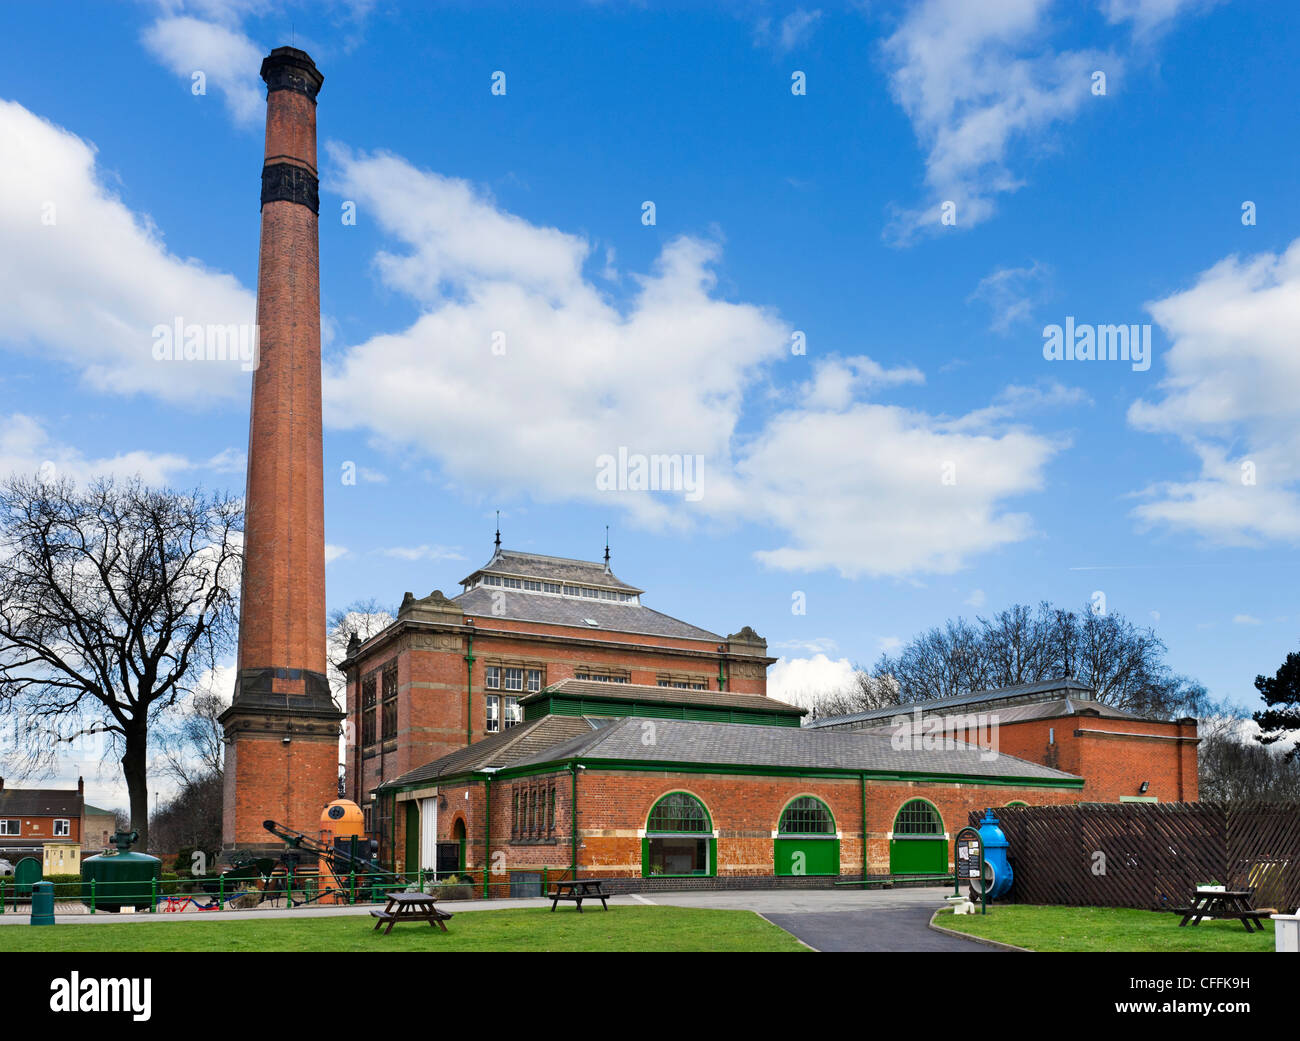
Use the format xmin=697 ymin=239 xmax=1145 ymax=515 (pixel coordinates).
xmin=526 ymin=668 xmax=542 ymax=693
xmin=53 ymin=819 xmax=70 ymax=837
xmin=523 ymin=580 xmax=542 ymax=591
xmin=0 ymin=819 xmax=19 ymax=836
xmin=504 ymin=667 xmax=524 ymax=691
xmin=542 ymin=582 xmax=562 ymax=594
xmin=485 ymin=665 xmax=501 ymax=689
xmin=485 ymin=694 xmax=500 ymax=733
xmin=503 ymin=577 xmax=522 ymax=589
xmin=504 ymin=696 xmax=522 ymax=729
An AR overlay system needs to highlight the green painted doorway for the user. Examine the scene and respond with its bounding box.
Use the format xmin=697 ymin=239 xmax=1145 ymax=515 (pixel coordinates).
xmin=774 ymin=796 xmax=840 ymax=876
xmin=888 ymin=798 xmax=947 ymax=875
xmin=404 ymin=801 xmax=419 ymax=875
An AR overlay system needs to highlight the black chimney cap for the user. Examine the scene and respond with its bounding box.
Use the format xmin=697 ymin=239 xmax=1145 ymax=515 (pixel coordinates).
xmin=260 ymin=46 xmax=324 ymax=100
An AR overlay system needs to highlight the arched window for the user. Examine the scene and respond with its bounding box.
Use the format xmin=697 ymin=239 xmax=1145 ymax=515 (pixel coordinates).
xmin=647 ymin=792 xmax=711 ymax=833
xmin=644 ymin=793 xmax=712 ymax=877
xmin=893 ymin=799 xmax=943 ymax=836
xmin=778 ymin=796 xmax=835 ymax=836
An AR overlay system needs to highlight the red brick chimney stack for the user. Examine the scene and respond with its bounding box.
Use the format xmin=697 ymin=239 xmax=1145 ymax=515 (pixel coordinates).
xmin=220 ymin=47 xmax=343 ymax=856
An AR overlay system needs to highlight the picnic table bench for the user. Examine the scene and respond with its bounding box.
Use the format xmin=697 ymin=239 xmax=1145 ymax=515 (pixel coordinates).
xmin=546 ymin=879 xmax=609 ymax=912
xmin=1176 ymin=888 xmax=1267 ymax=933
xmin=370 ymin=891 xmax=454 ymax=934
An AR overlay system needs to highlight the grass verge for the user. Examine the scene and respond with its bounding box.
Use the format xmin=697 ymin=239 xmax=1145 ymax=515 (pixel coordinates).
xmin=0 ymin=905 xmax=807 ymax=953
xmin=935 ymin=904 xmax=1275 ymax=952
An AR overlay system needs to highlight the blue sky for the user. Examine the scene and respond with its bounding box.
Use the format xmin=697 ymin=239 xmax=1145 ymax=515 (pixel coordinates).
xmin=2 ymin=1 xmax=1297 ymax=803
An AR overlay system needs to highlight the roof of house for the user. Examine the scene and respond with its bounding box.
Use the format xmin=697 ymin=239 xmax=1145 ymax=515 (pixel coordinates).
xmin=829 ymin=697 xmax=1143 ymax=736
xmin=0 ymin=787 xmax=83 ymax=817
xmin=460 ymin=549 xmax=643 ymax=593
xmin=527 ymin=678 xmax=805 ymax=717
xmin=509 ymin=716 xmax=1082 ymax=782
xmin=382 ymin=713 xmax=1083 ymax=788
xmin=453 ymin=586 xmax=723 ymax=642
xmin=381 ymin=714 xmax=598 ymax=788
xmin=807 ymin=678 xmax=1100 ymax=729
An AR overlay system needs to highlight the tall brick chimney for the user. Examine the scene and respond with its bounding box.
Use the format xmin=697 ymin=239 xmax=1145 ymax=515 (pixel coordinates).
xmin=220 ymin=47 xmax=343 ymax=856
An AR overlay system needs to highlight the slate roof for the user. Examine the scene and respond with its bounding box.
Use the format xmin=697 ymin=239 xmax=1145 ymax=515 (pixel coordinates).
xmin=0 ymin=787 xmax=83 ymax=818
xmin=453 ymin=586 xmax=722 ymax=642
xmin=529 ymin=678 xmax=805 ymax=717
xmin=807 ymin=678 xmax=1099 ymax=729
xmin=460 ymin=549 xmax=643 ymax=593
xmin=832 ymin=697 xmax=1140 ymax=735
xmin=380 ymin=715 xmax=597 ymax=789
xmin=510 ymin=716 xmax=1083 ymax=782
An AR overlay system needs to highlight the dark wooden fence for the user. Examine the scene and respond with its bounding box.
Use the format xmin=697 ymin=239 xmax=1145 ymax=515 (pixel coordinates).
xmin=968 ymin=802 xmax=1300 ymax=911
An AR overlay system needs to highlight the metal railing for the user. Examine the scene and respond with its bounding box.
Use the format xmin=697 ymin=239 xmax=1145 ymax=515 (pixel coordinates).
xmin=0 ymin=867 xmax=561 ymax=914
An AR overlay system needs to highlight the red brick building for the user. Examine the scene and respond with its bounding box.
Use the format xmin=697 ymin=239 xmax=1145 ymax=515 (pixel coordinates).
xmin=341 ymin=545 xmax=777 ymax=852
xmin=809 ymin=678 xmax=1199 ymax=804
xmin=340 ymin=553 xmax=1199 ymax=892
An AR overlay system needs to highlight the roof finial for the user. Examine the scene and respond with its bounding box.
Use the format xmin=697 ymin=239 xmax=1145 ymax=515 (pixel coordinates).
xmin=494 ymin=510 xmax=501 ymax=552
xmin=603 ymin=525 xmax=610 ymax=569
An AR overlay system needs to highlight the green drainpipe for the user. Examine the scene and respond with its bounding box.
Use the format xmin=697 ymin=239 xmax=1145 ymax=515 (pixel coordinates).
xmin=716 ymin=659 xmax=726 ymax=691
xmin=570 ymin=761 xmax=579 ymax=878
xmin=464 ymin=631 xmax=476 ymax=746
xmin=482 ymin=773 xmax=492 ymax=899
xmin=860 ymin=772 xmax=868 ymax=881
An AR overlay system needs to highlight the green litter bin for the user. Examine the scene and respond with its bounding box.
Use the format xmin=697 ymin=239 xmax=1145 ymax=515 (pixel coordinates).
xmin=30 ymin=880 xmax=54 ymax=926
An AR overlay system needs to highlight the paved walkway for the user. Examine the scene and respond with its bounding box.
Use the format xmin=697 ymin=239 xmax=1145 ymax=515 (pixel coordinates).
xmin=631 ymin=887 xmax=994 ymax=952
xmin=0 ymin=885 xmax=988 ymax=951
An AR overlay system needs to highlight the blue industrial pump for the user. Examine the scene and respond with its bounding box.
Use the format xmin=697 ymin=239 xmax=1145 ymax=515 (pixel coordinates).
xmin=976 ymin=809 xmax=1014 ymax=900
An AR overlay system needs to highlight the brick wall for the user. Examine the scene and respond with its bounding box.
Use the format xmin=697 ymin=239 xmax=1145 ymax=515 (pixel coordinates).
xmin=390 ymin=768 xmax=1081 ymax=886
xmin=992 ymin=714 xmax=1198 ymax=802
xmin=347 ymin=623 xmax=773 ymax=801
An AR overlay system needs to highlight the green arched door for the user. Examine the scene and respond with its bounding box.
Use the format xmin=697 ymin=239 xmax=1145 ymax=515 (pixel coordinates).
xmin=889 ymin=799 xmax=947 ymax=875
xmin=775 ymin=796 xmax=839 ymax=876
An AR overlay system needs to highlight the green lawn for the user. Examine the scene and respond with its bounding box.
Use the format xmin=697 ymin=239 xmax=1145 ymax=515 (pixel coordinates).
xmin=936 ymin=904 xmax=1276 ymax=952
xmin=0 ymin=905 xmax=806 ymax=953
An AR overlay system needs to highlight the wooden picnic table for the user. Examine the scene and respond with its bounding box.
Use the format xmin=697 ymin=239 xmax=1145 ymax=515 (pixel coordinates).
xmin=370 ymin=891 xmax=454 ymax=934
xmin=547 ymin=879 xmax=609 ymax=912
xmin=1177 ymin=888 xmax=1267 ymax=932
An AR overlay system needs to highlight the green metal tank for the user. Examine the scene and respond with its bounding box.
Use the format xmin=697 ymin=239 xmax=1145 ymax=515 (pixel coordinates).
xmin=80 ymin=831 xmax=161 ymax=911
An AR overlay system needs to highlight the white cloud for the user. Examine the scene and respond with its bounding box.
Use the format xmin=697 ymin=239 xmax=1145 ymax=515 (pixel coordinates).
xmin=968 ymin=261 xmax=1050 ymax=331
xmin=325 ymin=544 xmax=350 ymax=564
xmin=1233 ymin=614 xmax=1262 ymax=626
xmin=1102 ymin=0 xmax=1220 ymax=37
xmin=0 ymin=100 xmax=255 ymax=404
xmin=736 ymin=401 xmax=1058 ymax=577
xmin=141 ymin=15 xmax=265 ymax=126
xmin=965 ymin=589 xmax=986 ymax=607
xmin=0 ymin=412 xmax=224 ymax=487
xmin=322 ymin=146 xmax=1063 ymax=578
xmin=754 ymin=8 xmax=823 ymax=53
xmin=1129 ymin=240 xmax=1300 ymax=543
xmin=797 ymin=355 xmax=924 ymax=411
xmin=377 ymin=545 xmax=465 ymax=563
xmin=881 ymin=0 xmax=1107 ymax=237
xmin=767 ymin=653 xmax=857 ymax=705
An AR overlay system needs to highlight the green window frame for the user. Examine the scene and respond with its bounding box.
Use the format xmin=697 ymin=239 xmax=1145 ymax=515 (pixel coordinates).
xmin=778 ymin=796 xmax=835 ymax=836
xmin=642 ymin=792 xmax=715 ymax=878
xmin=647 ymin=792 xmax=711 ymax=833
xmin=893 ymin=798 xmax=943 ymax=836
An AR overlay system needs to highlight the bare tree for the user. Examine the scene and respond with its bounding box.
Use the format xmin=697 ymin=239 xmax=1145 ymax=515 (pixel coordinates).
xmin=865 ymin=600 xmax=1204 ymax=719
xmin=0 ymin=475 xmax=241 ymax=850
xmin=326 ymin=597 xmax=395 ymax=702
xmin=157 ymin=690 xmax=227 ymax=788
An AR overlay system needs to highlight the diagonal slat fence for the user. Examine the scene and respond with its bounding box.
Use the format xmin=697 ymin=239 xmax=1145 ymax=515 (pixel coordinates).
xmin=969 ymin=802 xmax=1300 ymax=911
